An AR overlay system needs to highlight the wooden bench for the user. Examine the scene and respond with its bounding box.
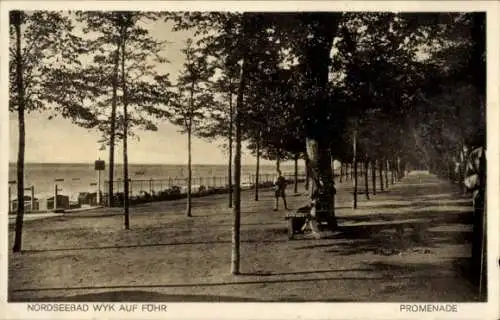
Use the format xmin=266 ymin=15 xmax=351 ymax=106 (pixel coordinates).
xmin=285 ymin=209 xmax=336 ymax=240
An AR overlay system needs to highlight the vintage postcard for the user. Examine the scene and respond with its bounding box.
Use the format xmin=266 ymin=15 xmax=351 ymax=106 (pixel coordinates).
xmin=1 ymin=1 xmax=499 ymax=319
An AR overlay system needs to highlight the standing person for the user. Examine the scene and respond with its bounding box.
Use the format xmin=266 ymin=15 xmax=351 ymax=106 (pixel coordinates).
xmin=464 ymin=145 xmax=486 ymax=293
xmin=273 ymin=170 xmax=288 ymax=211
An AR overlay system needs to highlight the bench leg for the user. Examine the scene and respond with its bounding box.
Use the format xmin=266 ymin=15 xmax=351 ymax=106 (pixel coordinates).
xmin=396 ymin=226 xmax=405 ymax=240
xmin=412 ymin=226 xmax=427 ymax=242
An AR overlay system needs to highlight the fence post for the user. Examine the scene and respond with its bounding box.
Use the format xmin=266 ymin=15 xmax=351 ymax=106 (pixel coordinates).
xmin=54 ymin=184 xmax=58 ymax=210
xmin=31 ymin=186 xmax=35 ymax=212
xmin=149 ymin=179 xmax=153 ymax=194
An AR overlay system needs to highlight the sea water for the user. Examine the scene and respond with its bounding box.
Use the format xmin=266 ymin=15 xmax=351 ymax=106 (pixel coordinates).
xmin=8 ymin=162 xmax=303 ymax=201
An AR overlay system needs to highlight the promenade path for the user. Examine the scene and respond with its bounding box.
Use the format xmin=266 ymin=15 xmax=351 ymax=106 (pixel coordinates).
xmin=8 ymin=171 xmax=480 ymax=302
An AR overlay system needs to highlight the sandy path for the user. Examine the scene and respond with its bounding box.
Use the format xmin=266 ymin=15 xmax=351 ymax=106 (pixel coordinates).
xmin=8 ymin=172 xmax=479 ymax=302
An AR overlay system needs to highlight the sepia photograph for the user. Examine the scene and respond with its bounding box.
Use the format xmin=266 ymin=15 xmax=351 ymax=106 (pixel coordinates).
xmin=1 ymin=1 xmax=499 ymax=319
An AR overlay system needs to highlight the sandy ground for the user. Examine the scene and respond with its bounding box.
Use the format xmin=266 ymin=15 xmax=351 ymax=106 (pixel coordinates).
xmin=8 ymin=171 xmax=480 ymax=302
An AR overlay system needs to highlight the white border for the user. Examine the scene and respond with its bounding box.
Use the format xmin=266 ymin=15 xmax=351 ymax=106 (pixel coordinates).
xmin=1 ymin=1 xmax=499 ymax=320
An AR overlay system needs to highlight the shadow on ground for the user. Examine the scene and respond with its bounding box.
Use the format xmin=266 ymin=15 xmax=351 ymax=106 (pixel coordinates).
xmin=358 ymin=202 xmax=472 ymax=210
xmin=336 ymin=209 xmax=473 ymax=225
xmin=294 ymin=217 xmax=472 ymax=256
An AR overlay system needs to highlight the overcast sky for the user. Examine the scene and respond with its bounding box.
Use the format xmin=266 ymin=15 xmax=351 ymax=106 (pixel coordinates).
xmin=8 ymin=17 xmax=288 ymax=166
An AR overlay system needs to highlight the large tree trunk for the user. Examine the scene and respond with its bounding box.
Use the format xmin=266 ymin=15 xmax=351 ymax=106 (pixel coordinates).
xmin=364 ymin=160 xmax=370 ymax=200
xmin=254 ymin=133 xmax=260 ymax=201
xmin=186 ymin=127 xmax=192 ymax=217
xmin=302 ymin=14 xmax=339 ymax=233
xmin=13 ymin=11 xmax=25 ymax=253
xmin=306 ymin=139 xmax=336 ymax=227
xmin=107 ymin=42 xmax=120 ymax=207
xmin=371 ymin=160 xmax=377 ymax=195
xmin=228 ymin=89 xmax=233 ymax=208
xmin=121 ymin=27 xmax=130 ymax=229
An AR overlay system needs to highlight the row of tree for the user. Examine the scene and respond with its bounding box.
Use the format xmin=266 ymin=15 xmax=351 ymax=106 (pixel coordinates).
xmin=163 ymin=12 xmax=485 ymax=274
xmin=10 ymin=12 xmax=485 ymax=274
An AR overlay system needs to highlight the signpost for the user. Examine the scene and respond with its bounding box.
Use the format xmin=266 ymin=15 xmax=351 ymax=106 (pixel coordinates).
xmin=95 ymin=159 xmax=105 ymax=205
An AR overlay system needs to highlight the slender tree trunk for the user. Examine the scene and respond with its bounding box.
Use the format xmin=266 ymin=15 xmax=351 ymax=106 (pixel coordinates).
xmin=304 ymin=157 xmax=310 ymax=191
xmin=254 ymin=133 xmax=260 ymax=201
xmin=385 ymin=158 xmax=389 ymax=189
xmin=276 ymin=157 xmax=280 ymax=172
xmin=364 ymin=160 xmax=370 ymax=200
xmin=401 ymin=159 xmax=406 ymax=178
xmin=379 ymin=158 xmax=384 ymax=192
xmin=339 ymin=161 xmax=343 ymax=182
xmin=187 ymin=128 xmax=192 ymax=217
xmin=294 ymin=154 xmax=298 ymax=194
xmin=391 ymin=158 xmax=395 ymax=184
xmin=186 ymin=75 xmax=196 ymax=217
xmin=397 ymin=156 xmax=402 ymax=180
xmin=352 ymin=130 xmax=357 ymax=209
xmin=232 ymin=46 xmax=247 ymax=275
xmin=228 ymin=89 xmax=233 ymax=208
xmin=108 ymin=41 xmax=120 ymax=208
xmin=121 ymin=25 xmax=130 ymax=229
xmin=371 ymin=160 xmax=376 ymax=195
xmin=13 ymin=11 xmax=25 ymax=253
